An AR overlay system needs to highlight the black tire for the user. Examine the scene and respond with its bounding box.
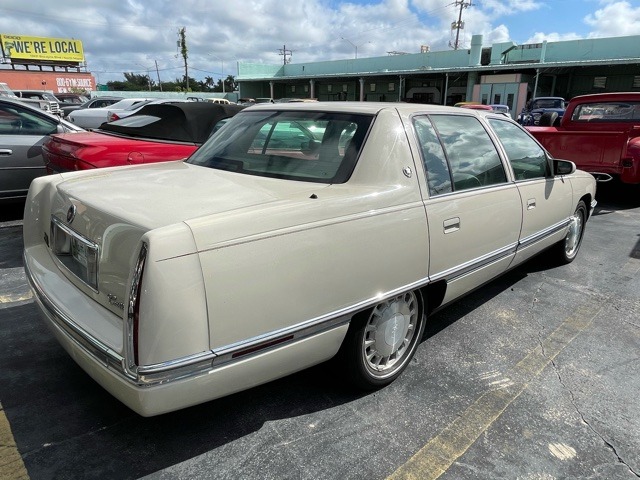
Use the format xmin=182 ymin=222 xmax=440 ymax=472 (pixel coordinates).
xmin=538 ymin=111 xmax=558 ymax=126
xmin=553 ymin=200 xmax=587 ymax=264
xmin=340 ymin=290 xmax=426 ymax=390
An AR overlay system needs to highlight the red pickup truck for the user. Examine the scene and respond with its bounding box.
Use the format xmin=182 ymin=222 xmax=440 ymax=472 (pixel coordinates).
xmin=527 ymin=92 xmax=640 ymax=184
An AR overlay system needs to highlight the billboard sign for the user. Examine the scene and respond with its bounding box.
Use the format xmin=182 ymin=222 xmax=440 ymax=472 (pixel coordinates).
xmin=1 ymin=34 xmax=84 ymax=63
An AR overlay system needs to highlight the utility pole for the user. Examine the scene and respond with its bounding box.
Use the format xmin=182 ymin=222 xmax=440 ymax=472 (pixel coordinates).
xmin=278 ymin=45 xmax=292 ymax=65
xmin=450 ymin=1 xmax=473 ymax=50
xmin=155 ymin=60 xmax=162 ymax=92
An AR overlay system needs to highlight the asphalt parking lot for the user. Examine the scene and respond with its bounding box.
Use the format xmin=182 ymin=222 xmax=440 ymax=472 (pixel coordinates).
xmin=1 ymin=181 xmax=639 ymax=480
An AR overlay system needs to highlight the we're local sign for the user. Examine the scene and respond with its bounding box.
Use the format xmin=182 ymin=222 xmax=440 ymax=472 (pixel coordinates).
xmin=1 ymin=34 xmax=84 ymax=63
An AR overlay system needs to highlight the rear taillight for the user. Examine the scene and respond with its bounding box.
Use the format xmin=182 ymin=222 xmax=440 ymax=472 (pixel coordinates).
xmin=108 ymin=112 xmax=119 ymax=122
xmin=127 ymin=243 xmax=147 ymax=371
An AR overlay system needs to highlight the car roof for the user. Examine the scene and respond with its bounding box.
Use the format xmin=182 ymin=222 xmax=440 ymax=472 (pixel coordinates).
xmin=244 ymin=101 xmax=491 ymax=117
xmin=97 ymin=102 xmax=246 ymax=143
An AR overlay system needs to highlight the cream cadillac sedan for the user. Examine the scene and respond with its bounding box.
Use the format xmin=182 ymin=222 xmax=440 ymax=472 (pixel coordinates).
xmin=23 ymin=102 xmax=596 ymax=416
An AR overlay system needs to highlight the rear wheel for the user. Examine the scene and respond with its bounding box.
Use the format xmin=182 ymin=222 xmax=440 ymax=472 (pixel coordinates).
xmin=341 ymin=290 xmax=425 ymax=390
xmin=553 ymin=201 xmax=587 ymax=264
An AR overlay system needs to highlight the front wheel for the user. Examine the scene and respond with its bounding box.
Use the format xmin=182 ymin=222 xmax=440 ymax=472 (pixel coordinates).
xmin=340 ymin=290 xmax=426 ymax=390
xmin=553 ymin=200 xmax=587 ymax=264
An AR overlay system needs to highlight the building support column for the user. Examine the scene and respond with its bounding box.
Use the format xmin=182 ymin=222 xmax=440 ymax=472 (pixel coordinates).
xmin=398 ymin=75 xmax=403 ymax=102
xmin=269 ymin=81 xmax=274 ymax=100
xmin=533 ymin=69 xmax=540 ymax=99
xmin=466 ymin=71 xmax=478 ymax=102
xmin=443 ymin=73 xmax=449 ymax=105
xmin=359 ymin=77 xmax=365 ymax=102
xmin=309 ymin=79 xmax=315 ymax=99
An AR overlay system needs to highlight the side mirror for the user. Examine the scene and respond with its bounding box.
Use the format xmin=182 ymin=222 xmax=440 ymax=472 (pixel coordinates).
xmin=553 ymin=159 xmax=576 ymax=176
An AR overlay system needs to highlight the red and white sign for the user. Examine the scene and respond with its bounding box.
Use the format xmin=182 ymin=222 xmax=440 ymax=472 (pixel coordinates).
xmin=0 ymin=70 xmax=95 ymax=93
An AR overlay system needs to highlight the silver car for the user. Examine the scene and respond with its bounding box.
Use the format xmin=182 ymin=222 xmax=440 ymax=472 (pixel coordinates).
xmin=0 ymin=97 xmax=83 ymax=204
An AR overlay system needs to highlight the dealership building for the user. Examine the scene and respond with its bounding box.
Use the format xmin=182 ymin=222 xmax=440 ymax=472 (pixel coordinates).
xmin=236 ymin=34 xmax=640 ymax=118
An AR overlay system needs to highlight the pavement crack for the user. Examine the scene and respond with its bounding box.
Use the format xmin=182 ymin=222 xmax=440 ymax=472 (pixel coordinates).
xmin=550 ymin=358 xmax=640 ymax=478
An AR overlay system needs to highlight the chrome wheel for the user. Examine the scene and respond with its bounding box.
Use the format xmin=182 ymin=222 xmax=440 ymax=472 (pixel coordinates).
xmin=362 ymin=291 xmax=420 ymax=379
xmin=564 ymin=210 xmax=584 ymax=259
xmin=553 ymin=200 xmax=587 ymax=265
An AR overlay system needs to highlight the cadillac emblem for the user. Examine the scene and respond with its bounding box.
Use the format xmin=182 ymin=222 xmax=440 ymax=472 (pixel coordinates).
xmin=66 ymin=205 xmax=77 ymax=224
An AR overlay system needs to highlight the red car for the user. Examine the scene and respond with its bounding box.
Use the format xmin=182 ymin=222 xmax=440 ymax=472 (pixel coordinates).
xmin=43 ymin=102 xmax=244 ymax=172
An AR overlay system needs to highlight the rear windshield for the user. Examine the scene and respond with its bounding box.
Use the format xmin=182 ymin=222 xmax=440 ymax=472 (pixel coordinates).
xmin=187 ymin=110 xmax=374 ymax=183
xmin=571 ymin=101 xmax=640 ymax=122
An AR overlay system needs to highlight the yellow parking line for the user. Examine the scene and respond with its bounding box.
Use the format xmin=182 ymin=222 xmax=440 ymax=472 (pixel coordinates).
xmin=0 ymin=403 xmax=30 ymax=480
xmin=0 ymin=292 xmax=33 ymax=304
xmin=388 ymin=302 xmax=603 ymax=480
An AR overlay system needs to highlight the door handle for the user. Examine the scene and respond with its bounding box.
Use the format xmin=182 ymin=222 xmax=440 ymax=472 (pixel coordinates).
xmin=527 ymin=198 xmax=536 ymax=210
xmin=443 ymin=217 xmax=460 ymax=234
xmin=0 ymin=149 xmax=13 ymax=155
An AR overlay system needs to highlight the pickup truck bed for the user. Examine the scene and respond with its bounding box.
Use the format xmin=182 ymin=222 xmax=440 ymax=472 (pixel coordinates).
xmin=527 ymin=93 xmax=640 ymax=184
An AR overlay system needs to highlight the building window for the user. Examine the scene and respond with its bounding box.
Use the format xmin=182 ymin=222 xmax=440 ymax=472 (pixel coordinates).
xmin=327 ymin=84 xmax=333 ymax=92
xmin=304 ymin=85 xmax=309 ymax=93
xmin=633 ymin=76 xmax=640 ymax=89
xmin=388 ymin=83 xmax=395 ymax=92
xmin=370 ymin=83 xmax=376 ymax=92
xmin=291 ymin=85 xmax=296 ymax=93
xmin=343 ymin=84 xmax=348 ymax=92
xmin=593 ymin=77 xmax=607 ymax=89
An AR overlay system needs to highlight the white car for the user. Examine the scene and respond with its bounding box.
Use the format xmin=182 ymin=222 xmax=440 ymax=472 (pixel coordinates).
xmin=106 ymin=98 xmax=189 ymax=122
xmin=67 ymin=98 xmax=150 ymax=129
xmin=24 ymin=102 xmax=596 ymax=416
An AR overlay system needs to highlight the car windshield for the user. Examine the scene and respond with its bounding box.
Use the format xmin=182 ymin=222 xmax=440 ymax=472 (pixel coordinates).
xmin=187 ymin=110 xmax=374 ymax=183
xmin=532 ymin=99 xmax=563 ymax=109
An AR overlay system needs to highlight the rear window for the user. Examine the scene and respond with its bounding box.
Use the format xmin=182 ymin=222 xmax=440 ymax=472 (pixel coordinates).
xmin=187 ymin=110 xmax=373 ymax=183
xmin=571 ymin=101 xmax=640 ymax=122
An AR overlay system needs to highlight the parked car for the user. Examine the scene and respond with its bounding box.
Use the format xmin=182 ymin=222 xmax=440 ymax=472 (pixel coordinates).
xmin=106 ymin=98 xmax=188 ymax=122
xmin=68 ymin=98 xmax=150 ymax=129
xmin=527 ymin=92 xmax=640 ymax=183
xmin=55 ymin=93 xmax=89 ymax=105
xmin=23 ymin=102 xmax=596 ymax=416
xmin=490 ymin=104 xmax=510 ymax=115
xmin=518 ymin=97 xmax=566 ymax=126
xmin=0 ymin=96 xmax=83 ymax=203
xmin=12 ymin=89 xmax=61 ymax=116
xmin=204 ymin=98 xmax=232 ymax=105
xmin=58 ymin=96 xmax=122 ymax=120
xmin=459 ymin=104 xmax=493 ymax=111
xmin=43 ymin=102 xmax=245 ymax=172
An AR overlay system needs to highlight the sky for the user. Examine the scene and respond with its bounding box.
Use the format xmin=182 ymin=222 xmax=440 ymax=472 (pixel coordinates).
xmin=1 ymin=0 xmax=639 ymax=85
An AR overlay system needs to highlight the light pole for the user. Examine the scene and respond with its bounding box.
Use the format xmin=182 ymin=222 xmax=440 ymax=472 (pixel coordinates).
xmin=209 ymin=54 xmax=225 ymax=93
xmin=341 ymin=37 xmax=371 ymax=59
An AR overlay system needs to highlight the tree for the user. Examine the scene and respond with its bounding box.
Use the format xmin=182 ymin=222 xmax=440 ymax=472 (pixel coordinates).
xmin=178 ymin=27 xmax=189 ymax=91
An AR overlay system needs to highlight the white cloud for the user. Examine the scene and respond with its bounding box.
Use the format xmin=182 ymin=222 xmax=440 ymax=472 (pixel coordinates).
xmin=584 ymin=1 xmax=640 ymax=37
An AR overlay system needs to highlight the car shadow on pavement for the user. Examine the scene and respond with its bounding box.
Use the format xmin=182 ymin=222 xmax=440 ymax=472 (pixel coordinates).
xmin=593 ymin=180 xmax=640 ymax=215
xmin=1 ymin=300 xmax=370 ymax=479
